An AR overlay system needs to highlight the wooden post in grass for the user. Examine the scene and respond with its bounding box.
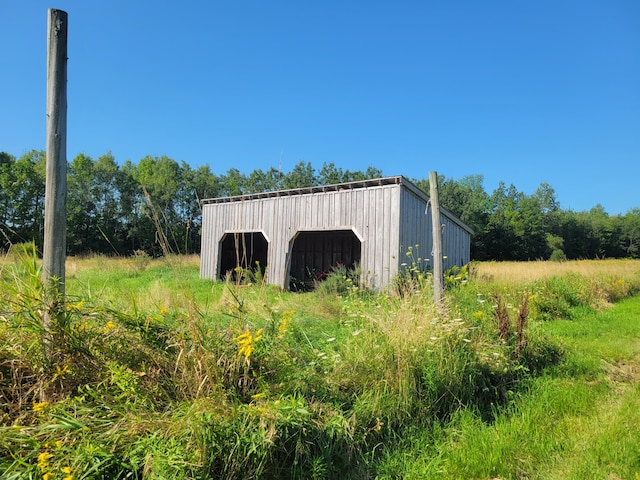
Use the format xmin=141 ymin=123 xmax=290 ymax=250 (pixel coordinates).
xmin=429 ymin=171 xmax=444 ymax=308
xmin=42 ymin=8 xmax=68 ymax=366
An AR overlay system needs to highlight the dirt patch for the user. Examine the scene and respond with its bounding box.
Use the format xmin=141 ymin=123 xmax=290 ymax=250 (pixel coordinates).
xmin=602 ymin=357 xmax=640 ymax=391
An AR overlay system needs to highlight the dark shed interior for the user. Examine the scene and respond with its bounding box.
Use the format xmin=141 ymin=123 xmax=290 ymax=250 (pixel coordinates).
xmin=218 ymin=232 xmax=268 ymax=280
xmin=288 ymin=229 xmax=361 ymax=291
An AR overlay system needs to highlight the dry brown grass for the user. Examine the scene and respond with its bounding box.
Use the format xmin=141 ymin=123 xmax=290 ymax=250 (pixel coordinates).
xmin=472 ymin=259 xmax=640 ymax=285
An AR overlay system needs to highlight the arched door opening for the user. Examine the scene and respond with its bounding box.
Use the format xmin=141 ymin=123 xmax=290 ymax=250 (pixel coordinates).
xmin=288 ymin=229 xmax=361 ymax=291
xmin=218 ymin=232 xmax=268 ymax=281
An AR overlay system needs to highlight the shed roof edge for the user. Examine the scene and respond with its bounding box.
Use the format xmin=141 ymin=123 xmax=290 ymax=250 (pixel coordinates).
xmin=200 ymin=175 xmax=474 ymax=235
xmin=200 ymin=176 xmax=404 ymax=205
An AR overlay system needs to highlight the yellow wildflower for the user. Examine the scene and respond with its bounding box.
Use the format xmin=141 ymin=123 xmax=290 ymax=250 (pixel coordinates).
xmin=33 ymin=401 xmax=49 ymax=413
xmin=278 ymin=310 xmax=294 ymax=338
xmin=67 ymin=299 xmax=84 ymax=312
xmin=37 ymin=451 xmax=53 ymax=472
xmin=234 ymin=327 xmax=264 ymax=359
xmin=43 ymin=473 xmax=54 ymax=480
xmin=54 ymin=364 xmax=71 ymax=379
xmin=235 ymin=329 xmax=254 ymax=358
xmin=104 ymin=320 xmax=116 ymax=331
xmin=159 ymin=305 xmax=168 ymax=316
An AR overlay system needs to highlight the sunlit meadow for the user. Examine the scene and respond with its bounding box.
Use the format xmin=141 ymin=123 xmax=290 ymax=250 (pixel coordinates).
xmin=1 ymin=248 xmax=639 ymax=479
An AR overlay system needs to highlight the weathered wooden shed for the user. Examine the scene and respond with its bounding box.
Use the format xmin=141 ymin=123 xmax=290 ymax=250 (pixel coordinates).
xmin=200 ymin=176 xmax=473 ymax=291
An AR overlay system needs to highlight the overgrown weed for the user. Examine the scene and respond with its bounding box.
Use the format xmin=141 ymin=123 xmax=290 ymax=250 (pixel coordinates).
xmin=1 ymin=256 xmax=639 ymax=478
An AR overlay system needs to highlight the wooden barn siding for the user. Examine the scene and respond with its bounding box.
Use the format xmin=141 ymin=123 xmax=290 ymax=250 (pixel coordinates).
xmin=397 ymin=188 xmax=471 ymax=273
xmin=200 ymin=184 xmax=402 ymax=290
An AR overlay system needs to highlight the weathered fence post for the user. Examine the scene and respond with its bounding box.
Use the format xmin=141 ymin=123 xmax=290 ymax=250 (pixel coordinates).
xmin=42 ymin=8 xmax=68 ymax=371
xmin=429 ymin=171 xmax=444 ymax=308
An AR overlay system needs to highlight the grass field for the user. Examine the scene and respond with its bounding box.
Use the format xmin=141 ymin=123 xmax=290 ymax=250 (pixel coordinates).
xmin=1 ymin=249 xmax=639 ymax=479
xmin=473 ymin=258 xmax=640 ymax=285
xmin=376 ymin=294 xmax=640 ymax=479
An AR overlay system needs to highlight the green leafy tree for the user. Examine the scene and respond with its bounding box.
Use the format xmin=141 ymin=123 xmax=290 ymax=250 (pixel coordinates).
xmin=67 ymin=153 xmax=97 ymax=253
xmin=6 ymin=148 xmax=640 ymax=261
xmin=9 ymin=150 xmax=46 ymax=249
xmin=438 ymin=175 xmax=491 ymax=258
xmin=318 ymin=163 xmax=382 ymax=185
xmin=245 ymin=167 xmax=284 ymax=193
xmin=363 ymin=166 xmax=383 ymax=180
xmin=621 ymin=208 xmax=640 ymax=257
xmin=175 ymin=160 xmax=211 ymax=254
xmin=483 ymin=182 xmax=521 ymax=260
xmin=546 ymin=232 xmax=567 ymax=261
xmin=118 ymin=160 xmax=145 ymax=253
xmin=515 ymin=194 xmax=548 ymax=259
xmin=416 ymin=174 xmax=492 ymax=259
xmin=283 ymin=161 xmax=317 ymax=189
xmin=191 ymin=164 xmax=222 ymax=202
xmin=219 ymin=168 xmax=246 ymax=196
xmin=344 ymin=166 xmax=383 ymax=182
xmin=587 ymin=204 xmax=614 ymax=258
xmin=67 ymin=152 xmax=132 ymax=254
xmin=554 ymin=210 xmax=590 ymax=259
xmin=93 ymin=152 xmax=128 ymax=254
xmin=181 ymin=164 xmax=222 ymax=253
xmin=318 ymin=162 xmax=345 ymax=185
xmin=132 ymin=156 xmax=184 ymax=255
xmin=0 ymin=152 xmax=17 ymax=248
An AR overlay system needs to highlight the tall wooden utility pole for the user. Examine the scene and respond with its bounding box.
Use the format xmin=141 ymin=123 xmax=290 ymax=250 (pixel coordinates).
xmin=43 ymin=9 xmax=68 ymax=326
xmin=429 ymin=171 xmax=444 ymax=307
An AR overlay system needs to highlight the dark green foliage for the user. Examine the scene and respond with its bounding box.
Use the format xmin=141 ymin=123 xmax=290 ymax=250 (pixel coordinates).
xmin=1 ymin=149 xmax=639 ymax=261
xmin=414 ymin=173 xmax=640 ymax=261
xmin=0 ymin=150 xmax=45 ymax=250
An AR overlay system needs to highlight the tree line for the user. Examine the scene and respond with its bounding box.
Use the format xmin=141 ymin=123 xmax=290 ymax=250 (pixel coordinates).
xmin=1 ymin=150 xmax=638 ymax=261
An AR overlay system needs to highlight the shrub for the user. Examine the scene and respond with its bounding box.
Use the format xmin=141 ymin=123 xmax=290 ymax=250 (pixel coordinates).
xmin=315 ymin=263 xmax=361 ymax=296
xmin=444 ymin=264 xmax=470 ymax=289
xmin=530 ymin=274 xmax=588 ymax=321
xmin=391 ymin=245 xmax=432 ymax=296
xmin=549 ymin=249 xmax=567 ymax=262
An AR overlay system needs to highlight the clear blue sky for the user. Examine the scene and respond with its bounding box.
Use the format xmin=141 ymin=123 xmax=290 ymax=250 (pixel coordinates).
xmin=2 ymin=1 xmax=639 ymax=214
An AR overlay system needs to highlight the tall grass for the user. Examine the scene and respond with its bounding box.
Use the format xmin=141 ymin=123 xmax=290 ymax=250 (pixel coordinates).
xmin=1 ymin=253 xmax=639 ymax=478
xmin=473 ymin=258 xmax=640 ymax=288
xmin=376 ymin=277 xmax=640 ymax=479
